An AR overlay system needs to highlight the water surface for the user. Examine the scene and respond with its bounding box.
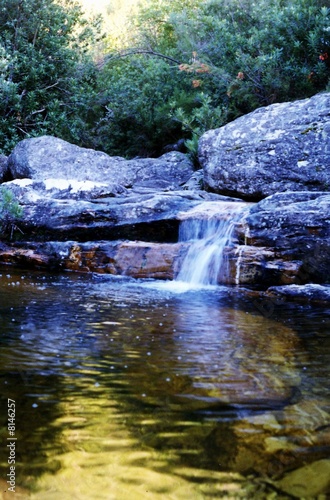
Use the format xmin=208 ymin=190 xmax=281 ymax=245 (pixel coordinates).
xmin=0 ymin=270 xmax=329 ymax=498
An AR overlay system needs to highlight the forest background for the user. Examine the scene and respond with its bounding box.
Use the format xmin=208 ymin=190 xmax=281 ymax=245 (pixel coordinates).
xmin=0 ymin=0 xmax=329 ymax=161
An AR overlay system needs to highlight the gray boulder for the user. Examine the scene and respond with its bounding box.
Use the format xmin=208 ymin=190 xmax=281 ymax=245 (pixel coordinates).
xmin=8 ymin=135 xmax=194 ymax=190
xmin=199 ymin=92 xmax=330 ymax=200
xmin=0 ymin=155 xmax=9 ymax=183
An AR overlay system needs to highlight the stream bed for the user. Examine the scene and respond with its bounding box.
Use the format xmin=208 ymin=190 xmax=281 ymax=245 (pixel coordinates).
xmin=0 ymin=269 xmax=329 ymax=499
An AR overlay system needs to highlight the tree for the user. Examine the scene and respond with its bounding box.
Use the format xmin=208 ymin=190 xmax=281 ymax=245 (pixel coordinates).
xmin=96 ymin=0 xmax=217 ymax=158
xmin=1 ymin=0 xmax=328 ymax=159
xmin=0 ymin=0 xmax=102 ymax=154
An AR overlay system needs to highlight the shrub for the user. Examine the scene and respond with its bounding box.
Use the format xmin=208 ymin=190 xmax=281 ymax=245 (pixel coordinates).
xmin=97 ymin=0 xmax=330 ymax=157
xmin=0 ymin=187 xmax=23 ymax=239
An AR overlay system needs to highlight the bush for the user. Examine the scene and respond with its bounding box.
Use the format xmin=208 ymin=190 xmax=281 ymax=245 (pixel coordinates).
xmin=0 ymin=187 xmax=23 ymax=238
xmin=1 ymin=0 xmax=329 ymax=159
xmin=92 ymin=57 xmax=196 ymax=157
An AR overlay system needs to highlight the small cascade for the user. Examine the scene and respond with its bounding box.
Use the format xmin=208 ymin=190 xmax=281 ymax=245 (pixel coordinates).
xmin=176 ymin=202 xmax=247 ymax=286
xmin=235 ymin=245 xmax=245 ymax=285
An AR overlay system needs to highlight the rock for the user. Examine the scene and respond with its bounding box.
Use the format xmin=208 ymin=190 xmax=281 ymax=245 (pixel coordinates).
xmin=236 ymin=191 xmax=330 ymax=284
xmin=0 ymin=241 xmax=51 ymax=269
xmin=4 ymin=177 xmax=330 ymax=293
xmin=8 ymin=135 xmax=195 ymax=190
xmin=63 ymin=241 xmax=184 ymax=278
xmin=1 ymin=124 xmax=330 ymax=296
xmin=208 ymin=394 xmax=330 ymax=478
xmin=266 ymin=284 xmax=330 ymax=305
xmin=0 ymin=154 xmax=9 ymax=183
xmin=199 ymin=92 xmax=330 ymax=200
xmin=232 ymin=245 xmax=301 ymax=286
xmin=3 ymin=177 xmax=235 ymax=243
xmin=161 ymin=138 xmax=186 ymax=154
xmin=5 ymin=177 xmax=127 ymax=202
xmin=275 ymin=459 xmax=330 ymax=498
xmin=3 ymin=174 xmax=330 ymax=294
xmin=0 ymin=240 xmax=184 ymax=278
xmin=181 ymin=169 xmax=204 ymax=191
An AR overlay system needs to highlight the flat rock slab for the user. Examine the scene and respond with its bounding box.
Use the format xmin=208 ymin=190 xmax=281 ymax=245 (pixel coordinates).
xmin=5 ymin=180 xmax=229 ymax=242
xmin=275 ymin=459 xmax=330 ymax=498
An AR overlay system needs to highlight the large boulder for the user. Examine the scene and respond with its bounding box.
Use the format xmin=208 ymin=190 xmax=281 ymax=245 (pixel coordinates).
xmin=265 ymin=284 xmax=330 ymax=305
xmin=199 ymin=92 xmax=330 ymax=200
xmin=7 ymin=135 xmax=195 ymax=190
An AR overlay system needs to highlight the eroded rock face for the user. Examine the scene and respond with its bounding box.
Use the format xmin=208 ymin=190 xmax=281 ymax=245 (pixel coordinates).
xmin=199 ymin=92 xmax=330 ymax=200
xmin=8 ymin=135 xmax=195 ymax=190
xmin=237 ymin=191 xmax=330 ymax=284
xmin=0 ymin=240 xmax=185 ymax=279
xmin=63 ymin=241 xmax=184 ymax=278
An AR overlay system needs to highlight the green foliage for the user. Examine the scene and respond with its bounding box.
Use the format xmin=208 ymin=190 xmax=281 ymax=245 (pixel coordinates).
xmin=92 ymin=57 xmax=194 ymax=157
xmin=167 ymin=0 xmax=330 ymax=117
xmin=0 ymin=0 xmax=102 ymax=154
xmin=171 ymin=93 xmax=227 ymax=163
xmin=96 ymin=0 xmax=329 ymax=158
xmin=0 ymin=187 xmax=23 ymax=238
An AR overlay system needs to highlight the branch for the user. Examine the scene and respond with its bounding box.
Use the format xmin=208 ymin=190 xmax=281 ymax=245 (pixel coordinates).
xmin=42 ymin=81 xmax=60 ymax=91
xmin=28 ymin=108 xmax=46 ymax=117
xmin=99 ymin=48 xmax=181 ymax=68
xmin=15 ymin=126 xmax=29 ymax=135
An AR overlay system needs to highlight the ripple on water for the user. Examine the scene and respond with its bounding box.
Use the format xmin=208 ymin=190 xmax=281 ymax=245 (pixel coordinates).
xmin=0 ymin=269 xmax=329 ymax=498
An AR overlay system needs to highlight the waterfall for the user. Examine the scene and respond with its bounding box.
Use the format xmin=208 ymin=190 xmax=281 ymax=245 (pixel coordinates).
xmin=176 ymin=202 xmax=246 ymax=286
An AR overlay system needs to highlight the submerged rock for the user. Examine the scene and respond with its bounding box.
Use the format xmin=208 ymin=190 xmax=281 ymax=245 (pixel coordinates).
xmin=275 ymin=459 xmax=330 ymax=498
xmin=265 ymin=284 xmax=330 ymax=305
xmin=199 ymin=92 xmax=330 ymax=200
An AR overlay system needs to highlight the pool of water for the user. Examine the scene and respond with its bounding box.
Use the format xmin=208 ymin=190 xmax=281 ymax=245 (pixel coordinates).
xmin=0 ymin=269 xmax=329 ymax=499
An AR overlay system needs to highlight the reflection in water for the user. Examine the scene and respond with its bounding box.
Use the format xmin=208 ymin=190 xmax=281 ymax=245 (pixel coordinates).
xmin=0 ymin=270 xmax=329 ymax=499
